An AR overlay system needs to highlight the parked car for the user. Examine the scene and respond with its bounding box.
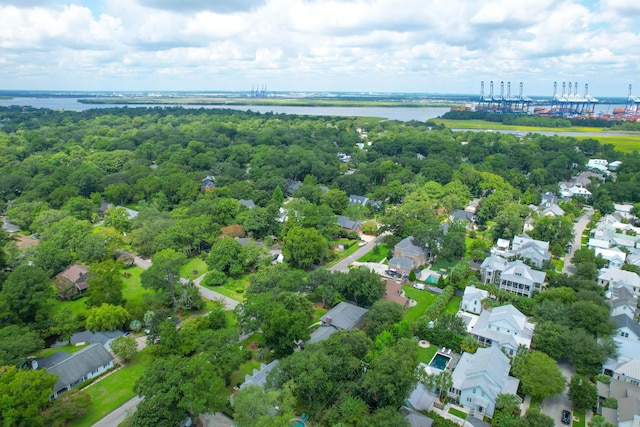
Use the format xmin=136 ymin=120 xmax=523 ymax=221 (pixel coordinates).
xmin=561 ymin=410 xmax=571 ymax=425
xmin=413 ymin=283 xmax=425 ymax=290
xmin=384 ymin=270 xmax=401 ymax=278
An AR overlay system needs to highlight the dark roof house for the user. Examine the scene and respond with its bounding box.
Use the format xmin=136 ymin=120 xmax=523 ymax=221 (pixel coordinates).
xmin=56 ymin=265 xmax=89 ymax=294
xmin=201 ymin=175 xmax=216 ymax=190
xmin=349 ymin=194 xmax=369 ymax=206
xmin=337 ymin=215 xmax=363 ymax=232
xmin=238 ymin=199 xmax=256 ymax=209
xmin=308 ymin=302 xmax=368 ymax=344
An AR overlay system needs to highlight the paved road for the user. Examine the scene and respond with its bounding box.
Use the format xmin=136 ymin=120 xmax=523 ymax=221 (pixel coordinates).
xmin=540 ymin=361 xmax=578 ymax=427
xmin=329 ymin=235 xmax=384 ymax=272
xmin=562 ymin=208 xmax=594 ymax=275
xmin=182 ymin=274 xmax=239 ymax=310
xmin=92 ymin=396 xmax=142 ymax=427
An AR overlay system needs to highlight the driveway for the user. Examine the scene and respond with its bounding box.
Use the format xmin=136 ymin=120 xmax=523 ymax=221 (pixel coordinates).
xmin=540 ymin=361 xmax=576 ymax=427
xmin=329 ymin=235 xmax=384 ymax=272
xmin=562 ymin=208 xmax=594 ymax=275
xmin=182 ymin=275 xmax=239 ymax=310
xmin=92 ymin=395 xmax=142 ymax=427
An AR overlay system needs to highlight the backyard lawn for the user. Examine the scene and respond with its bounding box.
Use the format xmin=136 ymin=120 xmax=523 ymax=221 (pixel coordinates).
xmin=417 ymin=345 xmax=437 ymax=365
xmin=180 ymin=257 xmax=208 ymax=280
xmin=402 ymin=286 xmax=438 ymax=323
xmin=445 ymin=296 xmax=462 ymax=314
xmin=122 ymin=266 xmax=151 ymax=306
xmin=50 ymin=293 xmax=90 ymax=319
xmin=357 ymin=243 xmax=390 ymax=263
xmin=69 ymin=349 xmax=153 ymax=427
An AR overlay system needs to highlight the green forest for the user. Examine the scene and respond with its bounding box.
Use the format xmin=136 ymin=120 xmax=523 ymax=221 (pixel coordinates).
xmin=0 ymin=105 xmax=639 ymax=426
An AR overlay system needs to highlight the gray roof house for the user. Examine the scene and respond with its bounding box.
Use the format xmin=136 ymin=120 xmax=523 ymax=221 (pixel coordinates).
xmin=508 ymin=234 xmax=551 ymax=268
xmin=480 ymin=255 xmax=508 ymax=286
xmin=399 ymin=406 xmax=434 ymax=427
xmin=448 ymin=346 xmax=520 ymax=418
xmin=599 ymin=268 xmax=640 ymax=298
xmin=238 ymin=199 xmax=256 ymax=209
xmin=540 ymin=192 xmax=558 ymax=209
xmin=452 ymin=209 xmax=475 ymax=224
xmin=239 ymin=359 xmax=279 ymax=390
xmin=336 ymin=215 xmax=363 ymax=232
xmin=468 ymin=304 xmax=535 ymax=355
xmin=613 ymin=314 xmax=640 ymax=342
xmin=596 ymin=378 xmax=640 ymax=427
xmin=307 ymin=302 xmax=368 ymax=344
xmin=36 ymin=343 xmax=114 ymax=399
xmin=499 ymin=260 xmax=546 ymax=298
xmin=349 ymin=194 xmax=369 ymax=206
xmin=609 ymin=284 xmax=639 ymax=319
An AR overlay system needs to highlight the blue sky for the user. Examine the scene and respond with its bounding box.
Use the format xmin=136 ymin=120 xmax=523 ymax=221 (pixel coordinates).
xmin=0 ymin=0 xmax=638 ymax=96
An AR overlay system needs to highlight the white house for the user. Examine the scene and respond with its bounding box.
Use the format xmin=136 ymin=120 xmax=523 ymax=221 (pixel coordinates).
xmin=468 ymin=304 xmax=535 ymax=355
xmin=595 ymin=247 xmax=627 ymax=269
xmin=448 ymin=347 xmax=520 ymax=418
xmin=498 ymin=260 xmax=546 ymax=298
xmin=609 ymin=284 xmax=639 ymax=320
xmin=35 ymin=343 xmax=114 ymax=399
xmin=613 ymin=314 xmax=640 ymax=342
xmin=587 ymin=158 xmax=609 ymax=173
xmin=599 ymin=268 xmax=640 ymax=298
xmin=460 ymin=285 xmax=489 ymax=315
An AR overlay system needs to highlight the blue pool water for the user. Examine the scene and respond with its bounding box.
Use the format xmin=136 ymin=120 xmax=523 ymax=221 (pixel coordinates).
xmin=430 ymin=353 xmax=451 ymax=370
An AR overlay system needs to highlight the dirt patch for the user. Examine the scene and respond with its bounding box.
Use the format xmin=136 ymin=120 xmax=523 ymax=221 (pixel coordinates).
xmin=15 ymin=234 xmax=39 ymax=250
xmin=246 ymin=341 xmax=260 ymax=351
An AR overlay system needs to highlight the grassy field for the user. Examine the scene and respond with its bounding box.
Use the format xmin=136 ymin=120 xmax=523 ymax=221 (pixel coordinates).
xmin=402 ymin=286 xmax=438 ymax=323
xmin=122 ymin=266 xmax=150 ymax=306
xmin=574 ymin=135 xmax=640 ymax=153
xmin=69 ymin=349 xmax=153 ymax=427
xmin=50 ymin=294 xmax=90 ymax=319
xmin=445 ymin=296 xmax=462 ymax=314
xmin=36 ymin=343 xmax=89 ymax=357
xmin=180 ymin=257 xmax=208 ymax=280
xmin=432 ymin=118 xmax=610 ymax=133
xmin=357 ymin=243 xmax=390 ymax=263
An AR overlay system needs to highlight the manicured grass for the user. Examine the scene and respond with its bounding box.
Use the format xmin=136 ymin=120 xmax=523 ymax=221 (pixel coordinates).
xmin=35 ymin=343 xmax=90 ymax=357
xmin=574 ymin=135 xmax=640 ymax=153
xmin=202 ymin=276 xmax=249 ymax=302
xmin=445 ymin=296 xmax=462 ymax=314
xmin=229 ymin=360 xmax=262 ymax=390
xmin=553 ymin=258 xmax=565 ymax=272
xmin=357 ymin=243 xmax=390 ymax=263
xmin=122 ymin=266 xmax=151 ymax=306
xmin=417 ymin=345 xmax=437 ymax=365
xmin=448 ymin=407 xmax=467 ymax=419
xmin=180 ymin=257 xmax=208 ymax=280
xmin=313 ymin=308 xmax=328 ymax=323
xmin=402 ymin=286 xmax=438 ymax=323
xmin=573 ymin=410 xmax=586 ymax=427
xmin=69 ymin=349 xmax=153 ymax=427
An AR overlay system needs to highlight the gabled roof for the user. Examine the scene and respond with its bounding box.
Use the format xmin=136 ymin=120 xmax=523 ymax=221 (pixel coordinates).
xmin=599 ymin=268 xmax=640 ymax=288
xmin=613 ymin=314 xmax=640 ymax=338
xmin=486 ymin=304 xmax=527 ymax=332
xmin=349 ymin=194 xmax=369 ymax=206
xmin=69 ymin=330 xmax=124 ymax=346
xmin=46 ymin=344 xmax=113 ymax=392
xmin=542 ymin=205 xmax=565 ymax=217
xmin=337 ymin=215 xmax=362 ymax=231
xmin=610 ymin=285 xmax=638 ymax=309
xmin=500 ymin=260 xmax=546 ymax=285
xmin=480 ymin=255 xmax=508 ymax=271
xmin=238 ymin=199 xmax=255 ymax=209
xmin=57 ymin=265 xmax=89 ymax=283
xmin=452 ymin=347 xmax=518 ymax=403
xmin=308 ymin=302 xmax=368 ymax=344
xmin=452 ymin=210 xmax=475 ymax=222
xmin=35 ymin=351 xmax=72 ymax=369
xmin=239 ymin=359 xmax=279 ymax=389
xmin=395 ymin=236 xmax=428 ymax=257
xmin=389 ymin=256 xmax=415 ymax=270
xmin=463 ymin=285 xmax=489 ymax=302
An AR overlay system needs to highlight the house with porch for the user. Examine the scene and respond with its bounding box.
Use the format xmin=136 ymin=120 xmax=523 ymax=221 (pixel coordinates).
xmin=480 ymin=256 xmax=546 ymax=298
xmin=599 ymin=268 xmax=640 ymax=298
xmin=448 ymin=346 xmax=520 ymax=418
xmin=609 ymin=284 xmax=639 ymax=320
xmin=468 ymin=304 xmax=535 ymax=356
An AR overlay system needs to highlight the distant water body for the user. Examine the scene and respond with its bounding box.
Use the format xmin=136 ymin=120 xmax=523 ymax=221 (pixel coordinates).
xmin=0 ymin=97 xmax=450 ymax=122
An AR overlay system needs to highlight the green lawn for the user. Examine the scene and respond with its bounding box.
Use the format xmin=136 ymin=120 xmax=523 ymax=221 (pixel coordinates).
xmin=572 ymin=410 xmax=585 ymax=427
xmin=357 ymin=243 xmax=390 ymax=263
xmin=122 ymin=266 xmax=151 ymax=306
xmin=417 ymin=345 xmax=437 ymax=365
xmin=445 ymin=296 xmax=461 ymax=314
xmin=448 ymin=407 xmax=467 ymax=419
xmin=430 ymin=257 xmax=459 ymax=272
xmin=574 ymin=135 xmax=640 ymax=153
xmin=433 ymin=118 xmax=611 ymax=133
xmin=402 ymin=286 xmax=438 ymax=323
xmin=180 ymin=257 xmax=208 ymax=280
xmin=229 ymin=360 xmax=262 ymax=390
xmin=69 ymin=349 xmax=154 ymax=427
xmin=202 ymin=276 xmax=249 ymax=302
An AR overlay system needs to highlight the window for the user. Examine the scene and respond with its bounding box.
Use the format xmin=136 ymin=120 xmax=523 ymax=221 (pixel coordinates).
xmin=473 ymin=388 xmax=476 ymax=394
xmin=621 ymin=331 xmax=629 ymax=338
xmin=467 ymin=397 xmax=472 ymax=402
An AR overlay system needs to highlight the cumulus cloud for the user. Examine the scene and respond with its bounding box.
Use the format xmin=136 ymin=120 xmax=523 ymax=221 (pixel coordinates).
xmin=0 ymin=0 xmax=638 ymax=94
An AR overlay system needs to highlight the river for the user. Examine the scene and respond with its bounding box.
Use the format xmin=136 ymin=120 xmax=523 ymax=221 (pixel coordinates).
xmin=0 ymin=97 xmax=450 ymax=122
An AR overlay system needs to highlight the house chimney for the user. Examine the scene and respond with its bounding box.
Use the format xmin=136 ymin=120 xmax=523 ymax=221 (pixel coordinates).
xmin=325 ymin=316 xmax=332 ymax=326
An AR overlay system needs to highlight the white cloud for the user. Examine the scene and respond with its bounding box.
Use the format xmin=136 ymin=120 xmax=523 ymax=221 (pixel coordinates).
xmin=0 ymin=0 xmax=638 ymax=94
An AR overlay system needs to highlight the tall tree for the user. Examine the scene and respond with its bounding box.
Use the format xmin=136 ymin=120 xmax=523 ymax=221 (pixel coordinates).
xmin=282 ymin=226 xmax=328 ymax=269
xmin=140 ymin=249 xmax=186 ymax=303
xmin=513 ymin=351 xmax=566 ymax=402
xmin=365 ymin=300 xmax=404 ymax=339
xmin=85 ymin=304 xmax=130 ymax=332
xmin=87 ymin=259 xmax=125 ymax=307
xmin=232 ymin=385 xmax=295 ymax=427
xmin=0 ymin=325 xmax=44 ymax=366
xmin=0 ymin=265 xmax=53 ymax=326
xmin=568 ymin=375 xmax=597 ymax=411
xmin=0 ymin=365 xmax=57 ymax=427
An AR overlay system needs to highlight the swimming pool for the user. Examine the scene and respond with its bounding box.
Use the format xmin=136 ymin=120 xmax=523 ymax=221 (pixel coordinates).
xmin=429 ymin=353 xmax=451 ymax=370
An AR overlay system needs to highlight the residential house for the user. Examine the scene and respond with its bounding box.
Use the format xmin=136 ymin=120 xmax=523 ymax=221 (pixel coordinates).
xmin=596 ymin=379 xmax=640 ymax=427
xmin=509 ymin=234 xmax=551 ymax=268
xmin=55 ymin=264 xmax=89 ymax=298
xmin=201 ymin=175 xmax=216 ymax=190
xmin=349 ymin=194 xmax=369 ymax=206
xmin=587 ymin=158 xmax=609 ymax=173
xmin=559 ymin=182 xmax=592 ymax=199
xmin=286 ymin=180 xmax=302 ymax=195
xmin=399 ymin=407 xmax=434 ymax=427
xmin=238 ymin=199 xmax=256 ymax=209
xmin=540 ymin=192 xmax=558 ymax=209
xmin=307 ymin=302 xmax=368 ymax=344
xmin=337 ymin=152 xmax=351 ymax=163
xmin=336 ymin=215 xmax=363 ymax=233
xmin=609 ymin=284 xmax=639 ymax=320
xmin=115 ymin=206 xmax=139 ymax=220
xmin=613 ymin=314 xmax=640 ymax=342
xmin=67 ymin=330 xmax=125 ymax=350
xmin=389 ymin=236 xmax=431 ymax=276
xmin=405 ymin=380 xmax=438 ymax=413
xmin=542 ymin=205 xmax=565 ymax=217
xmin=595 ymin=247 xmax=627 ymax=269
xmin=464 ymin=198 xmax=481 ymax=214
xmin=481 ymin=256 xmax=546 ymax=298
xmin=609 ymin=160 xmax=623 ymax=171
xmin=451 ymin=209 xmax=476 ymax=226
xmin=615 ymin=203 xmax=635 ymax=221
xmin=1 ymin=217 xmax=19 ymax=233
xmin=239 ymin=359 xmax=279 ymax=391
xmin=460 ymin=285 xmax=489 ymax=315
xmin=34 ymin=343 xmax=114 ymax=399
xmin=603 ymin=356 xmax=640 ymax=388
xmin=599 ymin=268 xmax=640 ymax=298
xmin=448 ymin=347 xmax=520 ymax=418
xmin=468 ymin=304 xmax=535 ymax=355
